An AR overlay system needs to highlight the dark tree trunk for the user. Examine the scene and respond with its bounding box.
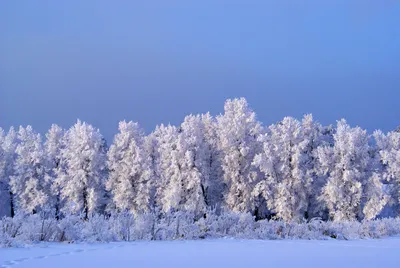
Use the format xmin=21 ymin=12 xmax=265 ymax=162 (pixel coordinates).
xmin=83 ymin=187 xmax=88 ymax=220
xmin=10 ymin=191 xmax=14 ymax=218
xmin=201 ymin=184 xmax=208 ymax=207
xmin=55 ymin=194 xmax=60 ymax=220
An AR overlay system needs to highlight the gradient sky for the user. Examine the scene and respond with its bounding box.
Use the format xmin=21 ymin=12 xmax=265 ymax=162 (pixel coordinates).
xmin=1 ymin=1 xmax=400 ymax=141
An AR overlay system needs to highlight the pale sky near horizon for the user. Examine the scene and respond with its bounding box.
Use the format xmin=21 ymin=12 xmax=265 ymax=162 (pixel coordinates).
xmin=1 ymin=1 xmax=399 ymax=141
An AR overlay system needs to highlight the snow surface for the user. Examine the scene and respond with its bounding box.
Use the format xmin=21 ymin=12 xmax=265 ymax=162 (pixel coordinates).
xmin=1 ymin=238 xmax=400 ymax=268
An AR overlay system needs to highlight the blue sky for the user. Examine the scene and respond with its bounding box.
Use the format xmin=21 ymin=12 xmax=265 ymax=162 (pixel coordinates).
xmin=1 ymin=1 xmax=399 ymax=141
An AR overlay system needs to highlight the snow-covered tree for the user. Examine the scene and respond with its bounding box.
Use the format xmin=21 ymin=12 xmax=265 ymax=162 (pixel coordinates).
xmin=152 ymin=124 xmax=182 ymax=214
xmin=57 ymin=120 xmax=107 ymax=219
xmin=106 ymin=121 xmax=154 ymax=215
xmin=302 ymin=115 xmax=334 ymax=220
xmin=44 ymin=124 xmax=65 ymax=217
xmin=253 ymin=116 xmax=318 ymax=222
xmin=362 ymin=172 xmax=389 ymax=220
xmin=374 ymin=129 xmax=400 ymax=217
xmin=177 ymin=114 xmax=208 ymax=217
xmin=10 ymin=126 xmax=47 ymax=214
xmin=142 ymin=132 xmax=159 ymax=213
xmin=317 ymin=120 xmax=373 ymax=221
xmin=201 ymin=113 xmax=224 ymax=211
xmin=217 ymin=98 xmax=263 ymax=215
xmin=0 ymin=127 xmax=17 ymax=217
xmin=0 ymin=128 xmax=7 ymax=217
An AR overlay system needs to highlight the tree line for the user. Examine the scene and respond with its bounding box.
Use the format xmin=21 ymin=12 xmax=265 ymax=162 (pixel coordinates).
xmin=1 ymin=98 xmax=399 ymax=223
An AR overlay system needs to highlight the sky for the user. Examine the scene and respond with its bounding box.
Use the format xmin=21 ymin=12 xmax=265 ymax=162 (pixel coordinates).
xmin=1 ymin=1 xmax=400 ymax=142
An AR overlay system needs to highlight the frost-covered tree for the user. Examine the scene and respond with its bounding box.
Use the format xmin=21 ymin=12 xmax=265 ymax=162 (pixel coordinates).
xmin=152 ymin=124 xmax=182 ymax=214
xmin=44 ymin=124 xmax=65 ymax=217
xmin=317 ymin=120 xmax=374 ymax=221
xmin=10 ymin=126 xmax=47 ymax=214
xmin=177 ymin=115 xmax=208 ymax=217
xmin=217 ymin=98 xmax=263 ymax=215
xmin=57 ymin=120 xmax=107 ymax=219
xmin=152 ymin=121 xmax=208 ymax=217
xmin=0 ymin=127 xmax=17 ymax=217
xmin=253 ymin=116 xmax=317 ymax=222
xmin=362 ymin=172 xmax=388 ymax=220
xmin=0 ymin=129 xmax=7 ymax=217
xmin=201 ymin=113 xmax=224 ymax=210
xmin=374 ymin=129 xmax=400 ymax=217
xmin=142 ymin=132 xmax=159 ymax=213
xmin=106 ymin=121 xmax=154 ymax=215
xmin=302 ymin=116 xmax=334 ymax=220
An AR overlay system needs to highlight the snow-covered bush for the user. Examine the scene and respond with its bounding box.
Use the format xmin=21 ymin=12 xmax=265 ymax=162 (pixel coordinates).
xmin=226 ymin=213 xmax=256 ymax=238
xmin=81 ymin=214 xmax=114 ymax=242
xmin=205 ymin=211 xmax=240 ymax=237
xmin=254 ymin=220 xmax=284 ymax=240
xmin=153 ymin=211 xmax=192 ymax=240
xmin=0 ymin=214 xmax=25 ymax=247
xmin=0 ymin=212 xmax=60 ymax=246
xmin=1 ymin=213 xmax=400 ymax=247
xmin=173 ymin=212 xmax=203 ymax=240
xmin=366 ymin=217 xmax=400 ymax=238
xmin=108 ymin=211 xmax=156 ymax=241
xmin=132 ymin=213 xmax=155 ymax=240
xmin=108 ymin=211 xmax=135 ymax=241
xmin=19 ymin=214 xmax=59 ymax=242
xmin=57 ymin=214 xmax=82 ymax=242
xmin=0 ymin=213 xmax=24 ymax=239
xmin=204 ymin=211 xmax=255 ymax=238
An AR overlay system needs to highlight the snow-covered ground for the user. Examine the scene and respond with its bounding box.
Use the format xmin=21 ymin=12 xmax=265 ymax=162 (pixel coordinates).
xmin=1 ymin=238 xmax=399 ymax=268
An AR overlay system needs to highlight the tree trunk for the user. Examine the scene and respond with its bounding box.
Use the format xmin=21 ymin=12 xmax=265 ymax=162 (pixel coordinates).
xmin=83 ymin=186 xmax=88 ymax=220
xmin=55 ymin=194 xmax=60 ymax=220
xmin=10 ymin=191 xmax=14 ymax=217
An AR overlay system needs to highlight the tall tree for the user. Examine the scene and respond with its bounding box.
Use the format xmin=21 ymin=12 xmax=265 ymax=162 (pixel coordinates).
xmin=152 ymin=124 xmax=182 ymax=214
xmin=373 ymin=129 xmax=400 ymax=217
xmin=253 ymin=116 xmax=318 ymax=222
xmin=106 ymin=121 xmax=154 ymax=215
xmin=57 ymin=120 xmax=107 ymax=219
xmin=317 ymin=120 xmax=373 ymax=221
xmin=302 ymin=115 xmax=334 ymax=220
xmin=44 ymin=124 xmax=65 ymax=217
xmin=217 ymin=98 xmax=263 ymax=215
xmin=0 ymin=127 xmax=17 ymax=217
xmin=201 ymin=113 xmax=224 ymax=211
xmin=0 ymin=128 xmax=7 ymax=217
xmin=10 ymin=126 xmax=47 ymax=214
xmin=178 ymin=114 xmax=208 ymax=217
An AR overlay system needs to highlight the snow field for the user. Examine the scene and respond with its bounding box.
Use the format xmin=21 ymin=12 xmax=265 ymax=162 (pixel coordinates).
xmin=1 ymin=238 xmax=400 ymax=268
